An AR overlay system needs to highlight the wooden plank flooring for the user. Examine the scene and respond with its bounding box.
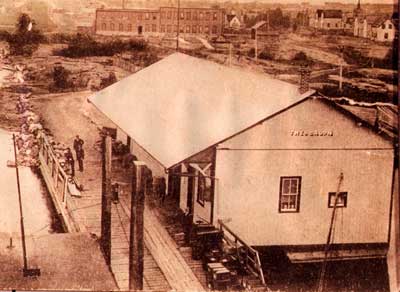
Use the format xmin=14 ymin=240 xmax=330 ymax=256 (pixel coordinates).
xmin=61 ymin=156 xmax=171 ymax=290
xmin=117 ymin=193 xmax=205 ymax=292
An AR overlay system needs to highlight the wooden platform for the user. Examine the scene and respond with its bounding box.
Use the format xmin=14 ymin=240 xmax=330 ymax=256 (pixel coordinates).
xmin=117 ymin=192 xmax=205 ymax=291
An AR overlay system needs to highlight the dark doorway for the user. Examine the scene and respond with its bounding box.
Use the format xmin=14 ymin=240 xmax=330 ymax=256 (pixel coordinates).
xmin=127 ymin=136 xmax=131 ymax=149
xmin=168 ymin=165 xmax=181 ymax=203
xmin=138 ymin=26 xmax=143 ymax=35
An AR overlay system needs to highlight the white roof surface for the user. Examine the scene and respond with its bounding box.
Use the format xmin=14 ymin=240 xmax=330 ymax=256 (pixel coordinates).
xmin=89 ymin=53 xmax=312 ymax=168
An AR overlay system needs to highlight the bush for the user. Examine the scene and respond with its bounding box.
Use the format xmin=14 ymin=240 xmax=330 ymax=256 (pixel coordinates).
xmin=54 ymin=34 xmax=149 ymax=58
xmin=130 ymin=51 xmax=159 ymax=67
xmin=342 ymin=45 xmax=398 ymax=70
xmin=7 ymin=14 xmax=46 ymax=56
xmin=48 ymin=33 xmax=74 ymax=44
xmin=291 ymin=51 xmax=314 ymax=66
xmin=99 ymin=72 xmax=117 ymax=89
xmin=259 ymin=49 xmax=274 ymax=60
xmin=52 ymin=65 xmax=71 ymax=89
xmin=0 ymin=30 xmax=10 ymax=41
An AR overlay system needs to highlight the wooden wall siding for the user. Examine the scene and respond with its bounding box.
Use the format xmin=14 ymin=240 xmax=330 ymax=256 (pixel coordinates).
xmin=215 ymin=98 xmax=394 ymax=246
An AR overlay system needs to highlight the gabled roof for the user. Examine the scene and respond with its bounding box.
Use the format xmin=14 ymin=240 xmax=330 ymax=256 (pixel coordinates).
xmin=366 ymin=14 xmax=392 ymax=27
xmin=226 ymin=14 xmax=237 ymax=22
xmin=252 ymin=21 xmax=267 ymax=29
xmin=88 ymin=53 xmax=313 ymax=169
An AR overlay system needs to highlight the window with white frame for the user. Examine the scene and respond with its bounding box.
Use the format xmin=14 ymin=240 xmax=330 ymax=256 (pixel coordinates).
xmin=328 ymin=192 xmax=347 ymax=208
xmin=279 ymin=177 xmax=301 ymax=213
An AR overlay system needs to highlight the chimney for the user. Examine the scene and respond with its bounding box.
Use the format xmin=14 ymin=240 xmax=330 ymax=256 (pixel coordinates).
xmin=299 ymin=66 xmax=311 ymax=94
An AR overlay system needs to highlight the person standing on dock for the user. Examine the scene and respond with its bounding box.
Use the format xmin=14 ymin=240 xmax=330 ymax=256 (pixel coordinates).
xmin=65 ymin=148 xmax=75 ymax=177
xmin=73 ymin=135 xmax=85 ymax=172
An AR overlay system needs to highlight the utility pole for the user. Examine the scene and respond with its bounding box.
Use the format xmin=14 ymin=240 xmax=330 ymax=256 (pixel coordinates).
xmin=255 ymin=29 xmax=258 ymax=63
xmin=13 ymin=134 xmax=40 ymax=277
xmin=229 ymin=42 xmax=232 ymax=67
xmin=317 ymin=173 xmax=344 ymax=292
xmin=176 ymin=0 xmax=180 ymax=51
xmin=338 ymin=46 xmax=343 ymax=92
xmin=100 ymin=134 xmax=112 ymax=266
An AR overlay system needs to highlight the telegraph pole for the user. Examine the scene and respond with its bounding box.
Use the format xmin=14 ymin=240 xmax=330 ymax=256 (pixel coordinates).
xmin=176 ymin=0 xmax=180 ymax=51
xmin=13 ymin=134 xmax=40 ymax=277
xmin=229 ymin=42 xmax=232 ymax=66
xmin=338 ymin=45 xmax=344 ymax=92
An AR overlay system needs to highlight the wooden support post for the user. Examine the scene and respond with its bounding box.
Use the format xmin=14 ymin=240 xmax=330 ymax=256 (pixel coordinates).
xmin=255 ymin=30 xmax=258 ymax=63
xmin=129 ymin=161 xmax=146 ymax=291
xmin=100 ymin=135 xmax=112 ymax=266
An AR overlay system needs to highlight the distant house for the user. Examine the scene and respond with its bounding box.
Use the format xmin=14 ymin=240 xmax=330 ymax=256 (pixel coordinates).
xmin=225 ymin=14 xmax=241 ymax=29
xmin=89 ymin=52 xmax=397 ymax=263
xmin=311 ymin=9 xmax=343 ymax=30
xmin=375 ymin=19 xmax=397 ymax=42
xmin=343 ymin=17 xmax=354 ymax=33
xmin=354 ymin=15 xmax=397 ymax=42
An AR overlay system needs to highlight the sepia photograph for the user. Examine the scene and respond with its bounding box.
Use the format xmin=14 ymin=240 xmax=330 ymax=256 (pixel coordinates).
xmin=0 ymin=0 xmax=398 ymax=291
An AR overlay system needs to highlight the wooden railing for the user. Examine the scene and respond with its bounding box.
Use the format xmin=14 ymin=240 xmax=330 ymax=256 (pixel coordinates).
xmin=218 ymin=219 xmax=266 ymax=286
xmin=38 ymin=133 xmax=82 ymax=233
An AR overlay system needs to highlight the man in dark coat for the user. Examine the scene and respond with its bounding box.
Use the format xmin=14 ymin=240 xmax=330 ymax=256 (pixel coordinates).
xmin=73 ymin=135 xmax=85 ymax=172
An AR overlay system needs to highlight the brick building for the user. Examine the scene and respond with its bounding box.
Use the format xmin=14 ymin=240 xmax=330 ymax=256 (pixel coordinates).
xmin=95 ymin=7 xmax=225 ymax=36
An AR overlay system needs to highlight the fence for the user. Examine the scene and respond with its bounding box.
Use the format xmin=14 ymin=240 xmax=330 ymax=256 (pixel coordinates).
xmin=38 ymin=133 xmax=83 ymax=233
xmin=114 ymin=55 xmax=143 ymax=73
xmin=218 ymin=219 xmax=266 ymax=286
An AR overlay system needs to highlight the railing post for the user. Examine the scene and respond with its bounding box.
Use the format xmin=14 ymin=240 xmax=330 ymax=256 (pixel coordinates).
xmin=63 ymin=176 xmax=68 ymax=204
xmin=129 ymin=161 xmax=146 ymax=291
xmin=54 ymin=167 xmax=59 ymax=188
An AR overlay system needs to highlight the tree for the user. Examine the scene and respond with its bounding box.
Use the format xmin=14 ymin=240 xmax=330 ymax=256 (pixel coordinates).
xmin=100 ymin=72 xmax=117 ymax=89
xmin=292 ymin=51 xmax=314 ymax=66
xmin=7 ymin=14 xmax=45 ymax=56
xmin=52 ymin=65 xmax=70 ymax=89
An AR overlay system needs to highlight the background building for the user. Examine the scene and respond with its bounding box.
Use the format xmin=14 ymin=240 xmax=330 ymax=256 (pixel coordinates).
xmin=311 ymin=9 xmax=343 ymax=30
xmin=95 ymin=7 xmax=225 ymax=36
